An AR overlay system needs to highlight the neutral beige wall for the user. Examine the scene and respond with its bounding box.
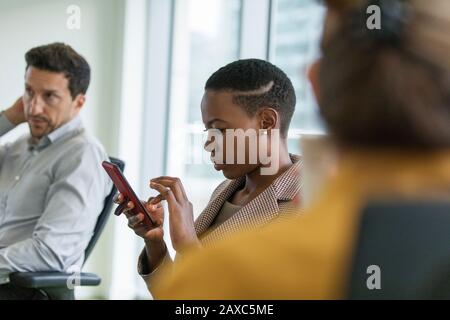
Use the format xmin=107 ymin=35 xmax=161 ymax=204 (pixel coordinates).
xmin=0 ymin=0 xmax=126 ymax=298
xmin=0 ymin=0 xmax=124 ymax=154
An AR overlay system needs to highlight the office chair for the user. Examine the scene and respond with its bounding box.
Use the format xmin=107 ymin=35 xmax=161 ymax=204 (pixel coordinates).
xmin=8 ymin=157 xmax=125 ymax=300
xmin=347 ymin=201 xmax=450 ymax=299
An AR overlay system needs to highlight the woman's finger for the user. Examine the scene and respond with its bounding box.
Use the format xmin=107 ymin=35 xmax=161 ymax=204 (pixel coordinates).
xmin=122 ymin=201 xmax=135 ymax=216
xmin=161 ymin=176 xmax=188 ymax=200
xmin=114 ymin=201 xmax=129 ymax=216
xmin=143 ymin=203 xmax=164 ymax=226
xmin=127 ymin=213 xmax=144 ymax=228
xmin=113 ymin=193 xmax=125 ymax=204
xmin=145 ymin=200 xmax=162 ymax=212
xmin=148 ymin=195 xmax=164 ymax=206
xmin=150 ymin=177 xmax=186 ymax=202
xmin=149 ymin=181 xmax=177 ymax=206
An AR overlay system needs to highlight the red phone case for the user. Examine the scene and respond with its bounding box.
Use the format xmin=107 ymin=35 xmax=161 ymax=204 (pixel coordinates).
xmin=102 ymin=161 xmax=155 ymax=226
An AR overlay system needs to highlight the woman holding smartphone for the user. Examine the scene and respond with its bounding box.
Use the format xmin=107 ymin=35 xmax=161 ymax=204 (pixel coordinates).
xmin=115 ymin=59 xmax=302 ymax=292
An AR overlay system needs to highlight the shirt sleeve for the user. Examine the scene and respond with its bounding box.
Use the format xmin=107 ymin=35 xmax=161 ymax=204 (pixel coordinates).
xmin=137 ymin=246 xmax=173 ymax=295
xmin=0 ymin=112 xmax=15 ymax=137
xmin=0 ymin=142 xmax=112 ymax=277
xmin=0 ymin=112 xmax=15 ymax=170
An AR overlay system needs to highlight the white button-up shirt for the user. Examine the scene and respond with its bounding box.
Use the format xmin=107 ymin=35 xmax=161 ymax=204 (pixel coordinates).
xmin=0 ymin=114 xmax=112 ymax=284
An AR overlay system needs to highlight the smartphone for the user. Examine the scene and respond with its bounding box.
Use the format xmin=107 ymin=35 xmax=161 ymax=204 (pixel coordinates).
xmin=102 ymin=161 xmax=156 ymax=226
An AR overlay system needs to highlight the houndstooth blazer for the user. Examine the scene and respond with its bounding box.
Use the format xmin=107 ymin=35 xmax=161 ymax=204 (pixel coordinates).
xmin=195 ymin=154 xmax=302 ymax=246
xmin=138 ymin=154 xmax=302 ymax=291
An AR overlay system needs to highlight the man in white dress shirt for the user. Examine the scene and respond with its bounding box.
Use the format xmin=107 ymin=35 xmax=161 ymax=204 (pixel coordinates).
xmin=0 ymin=43 xmax=111 ymax=299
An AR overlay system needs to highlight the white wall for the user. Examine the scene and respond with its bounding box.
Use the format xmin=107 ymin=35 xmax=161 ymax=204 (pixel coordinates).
xmin=0 ymin=0 xmax=124 ymax=153
xmin=0 ymin=0 xmax=126 ymax=298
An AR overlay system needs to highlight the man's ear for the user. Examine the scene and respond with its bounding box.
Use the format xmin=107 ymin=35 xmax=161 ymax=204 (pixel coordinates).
xmin=259 ymin=107 xmax=278 ymax=131
xmin=307 ymin=59 xmax=321 ymax=103
xmin=73 ymin=94 xmax=86 ymax=111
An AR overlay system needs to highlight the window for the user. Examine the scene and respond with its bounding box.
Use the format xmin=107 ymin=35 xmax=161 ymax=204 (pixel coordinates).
xmin=270 ymin=0 xmax=326 ymax=153
xmin=166 ymin=0 xmax=242 ymax=216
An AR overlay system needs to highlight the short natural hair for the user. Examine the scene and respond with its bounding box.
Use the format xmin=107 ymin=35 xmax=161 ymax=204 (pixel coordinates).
xmin=205 ymin=59 xmax=296 ymax=137
xmin=25 ymin=42 xmax=91 ymax=99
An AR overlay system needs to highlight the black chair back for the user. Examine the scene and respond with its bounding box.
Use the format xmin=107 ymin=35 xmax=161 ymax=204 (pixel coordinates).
xmin=83 ymin=157 xmax=125 ymax=262
xmin=347 ymin=201 xmax=450 ymax=299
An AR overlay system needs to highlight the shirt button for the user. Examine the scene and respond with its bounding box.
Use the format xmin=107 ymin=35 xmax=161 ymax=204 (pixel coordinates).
xmin=15 ymin=175 xmax=20 ymax=181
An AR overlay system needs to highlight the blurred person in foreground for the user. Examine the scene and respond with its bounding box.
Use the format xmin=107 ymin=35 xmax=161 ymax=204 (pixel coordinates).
xmin=151 ymin=0 xmax=450 ymax=299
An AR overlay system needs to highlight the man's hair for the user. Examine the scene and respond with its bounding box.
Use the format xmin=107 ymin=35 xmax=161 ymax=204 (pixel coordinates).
xmin=25 ymin=42 xmax=91 ymax=99
xmin=205 ymin=59 xmax=296 ymax=137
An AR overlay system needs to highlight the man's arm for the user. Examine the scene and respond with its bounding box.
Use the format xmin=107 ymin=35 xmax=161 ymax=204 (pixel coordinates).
xmin=0 ymin=113 xmax=14 ymax=169
xmin=0 ymin=112 xmax=15 ymax=137
xmin=0 ymin=143 xmax=111 ymax=277
xmin=0 ymin=98 xmax=26 ymax=169
xmin=1 ymin=97 xmax=26 ymax=135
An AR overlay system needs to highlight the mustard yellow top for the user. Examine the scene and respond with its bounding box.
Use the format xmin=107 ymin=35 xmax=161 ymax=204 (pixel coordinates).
xmin=153 ymin=150 xmax=450 ymax=299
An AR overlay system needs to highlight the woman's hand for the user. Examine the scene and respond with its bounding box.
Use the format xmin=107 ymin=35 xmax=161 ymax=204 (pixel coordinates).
xmin=114 ymin=193 xmax=167 ymax=270
xmin=114 ymin=193 xmax=164 ymax=241
xmin=149 ymin=176 xmax=201 ymax=252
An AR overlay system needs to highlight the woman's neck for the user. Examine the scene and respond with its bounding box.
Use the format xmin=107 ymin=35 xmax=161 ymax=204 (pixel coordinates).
xmin=242 ymin=142 xmax=293 ymax=195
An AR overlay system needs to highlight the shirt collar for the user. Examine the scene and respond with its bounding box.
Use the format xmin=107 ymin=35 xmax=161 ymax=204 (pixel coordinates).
xmin=231 ymin=153 xmax=302 ymax=201
xmin=28 ymin=116 xmax=83 ymax=151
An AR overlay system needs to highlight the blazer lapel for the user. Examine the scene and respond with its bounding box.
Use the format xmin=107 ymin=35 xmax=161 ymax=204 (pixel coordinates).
xmin=196 ymin=154 xmax=302 ymax=245
xmin=200 ymin=184 xmax=280 ymax=245
xmin=194 ymin=177 xmax=245 ymax=235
